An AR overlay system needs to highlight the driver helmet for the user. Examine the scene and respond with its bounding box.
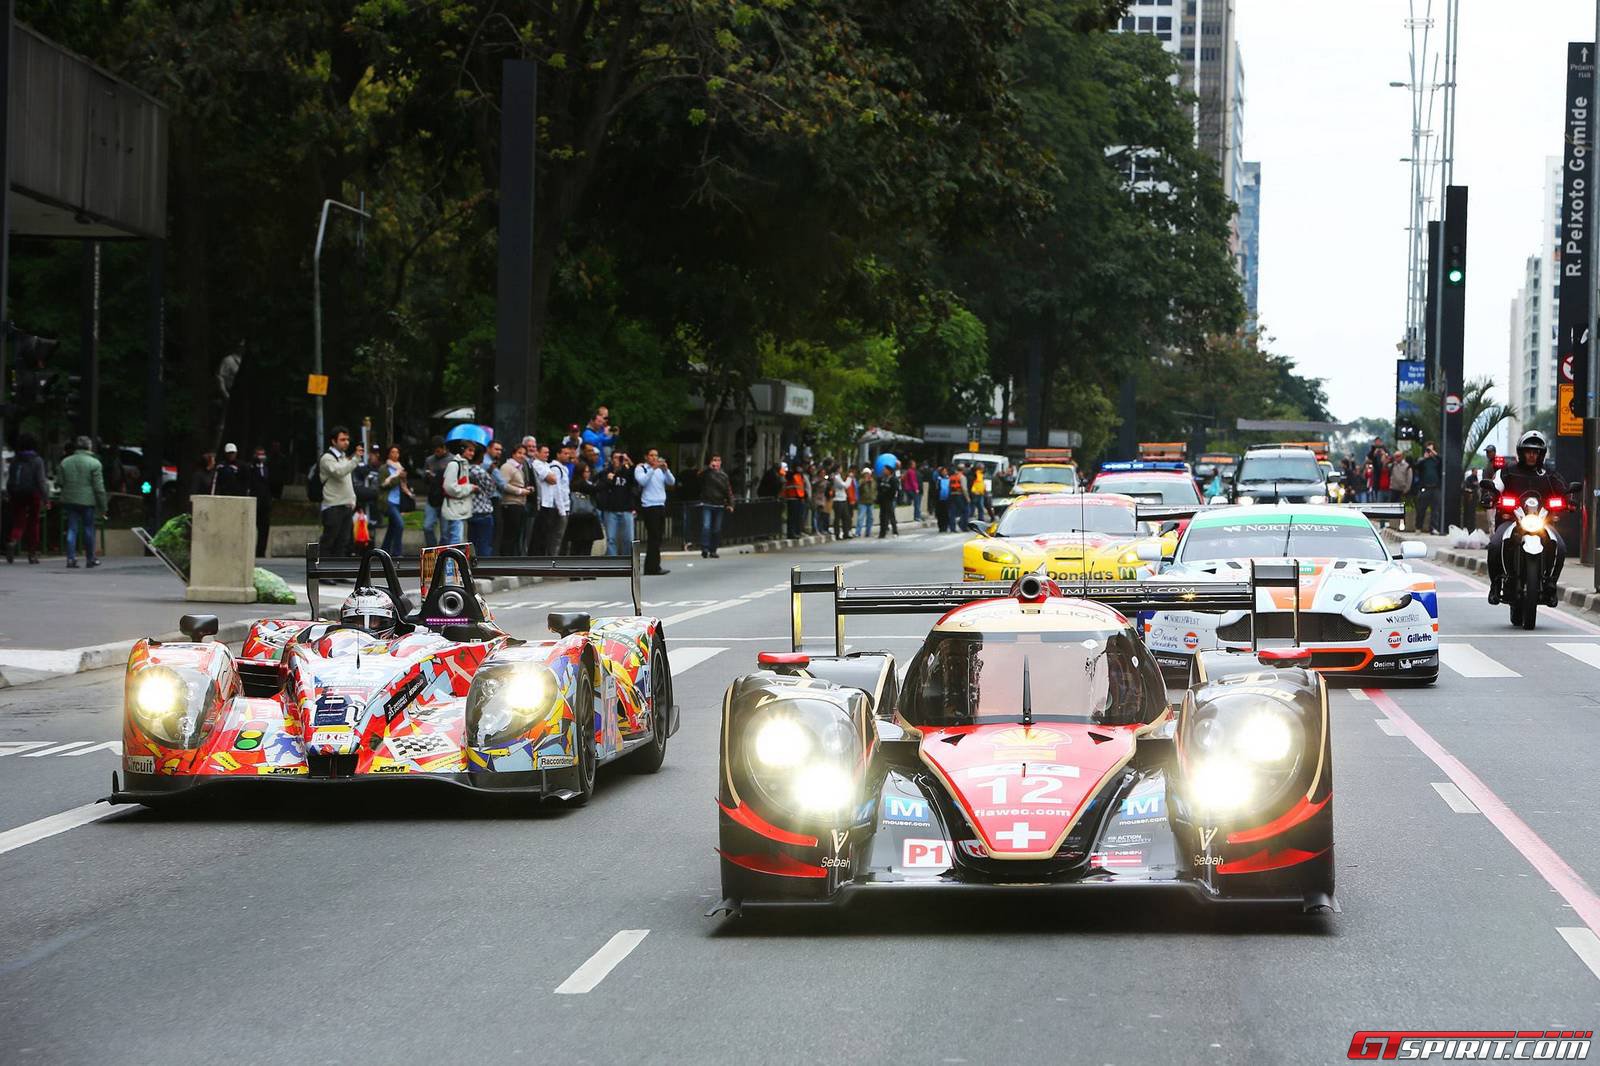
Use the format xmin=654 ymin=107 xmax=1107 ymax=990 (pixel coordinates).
xmin=340 ymin=586 xmax=398 ymax=638
xmin=1516 ymin=430 xmax=1548 ymax=469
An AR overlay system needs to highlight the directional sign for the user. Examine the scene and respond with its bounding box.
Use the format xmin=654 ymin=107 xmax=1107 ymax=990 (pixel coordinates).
xmin=306 ymin=373 xmax=329 ymax=397
xmin=1443 ymin=394 xmax=1463 ymax=415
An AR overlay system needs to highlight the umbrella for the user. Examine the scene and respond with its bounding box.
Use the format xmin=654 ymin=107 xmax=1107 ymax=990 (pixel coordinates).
xmin=873 ymin=451 xmax=900 ymax=476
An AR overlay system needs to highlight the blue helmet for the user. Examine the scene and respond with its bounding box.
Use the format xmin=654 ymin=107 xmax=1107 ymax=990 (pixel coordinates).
xmin=445 ymin=423 xmax=491 ymax=447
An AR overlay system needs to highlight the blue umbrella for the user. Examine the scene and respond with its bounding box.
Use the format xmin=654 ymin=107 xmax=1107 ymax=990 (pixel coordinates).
xmin=873 ymin=451 xmax=900 ymax=476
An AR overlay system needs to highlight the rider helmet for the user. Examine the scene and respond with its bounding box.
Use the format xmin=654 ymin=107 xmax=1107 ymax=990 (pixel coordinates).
xmin=1516 ymin=430 xmax=1548 ymax=469
xmin=339 ymin=586 xmax=398 ymax=638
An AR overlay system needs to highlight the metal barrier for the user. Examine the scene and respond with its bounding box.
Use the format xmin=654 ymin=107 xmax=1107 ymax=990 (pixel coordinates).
xmin=666 ymin=498 xmax=785 ymax=550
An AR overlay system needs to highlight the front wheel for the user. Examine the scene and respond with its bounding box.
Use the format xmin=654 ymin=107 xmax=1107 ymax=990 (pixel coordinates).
xmin=1519 ymin=552 xmax=1541 ymax=631
xmin=567 ymin=667 xmax=599 ymax=806
xmin=627 ymin=638 xmax=672 ymax=774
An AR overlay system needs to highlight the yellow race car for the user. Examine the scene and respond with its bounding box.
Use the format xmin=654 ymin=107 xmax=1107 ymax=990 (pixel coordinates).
xmin=991 ymin=450 xmax=1080 ymax=514
xmin=961 ymin=493 xmax=1172 ymax=582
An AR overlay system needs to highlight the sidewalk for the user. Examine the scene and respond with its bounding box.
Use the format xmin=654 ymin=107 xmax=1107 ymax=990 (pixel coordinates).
xmin=1383 ymin=526 xmax=1600 ymax=615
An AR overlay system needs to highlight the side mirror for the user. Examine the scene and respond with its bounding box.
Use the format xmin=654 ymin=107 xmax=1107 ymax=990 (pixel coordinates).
xmin=1135 ymin=542 xmax=1163 ymax=563
xmin=1157 ymin=520 xmax=1180 ymax=536
xmin=966 ymin=520 xmax=991 ymax=537
xmin=1399 ymin=540 xmax=1427 ymax=560
xmin=179 ymin=613 xmax=219 ymax=642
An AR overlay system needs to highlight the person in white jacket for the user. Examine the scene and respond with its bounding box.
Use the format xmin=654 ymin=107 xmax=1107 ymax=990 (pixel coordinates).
xmin=439 ymin=435 xmax=477 ymax=547
xmin=318 ymin=426 xmax=363 ymax=557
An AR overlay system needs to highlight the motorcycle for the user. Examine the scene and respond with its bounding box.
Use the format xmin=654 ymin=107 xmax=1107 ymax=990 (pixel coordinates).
xmin=1493 ymin=488 xmax=1568 ymax=630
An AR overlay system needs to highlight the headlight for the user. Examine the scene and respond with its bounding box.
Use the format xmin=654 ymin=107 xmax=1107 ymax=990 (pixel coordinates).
xmin=1358 ymin=591 xmax=1414 ymax=613
xmin=1189 ymin=757 xmax=1256 ymax=811
xmin=1519 ymin=513 xmax=1546 ymax=534
xmin=128 ymin=666 xmax=198 ymax=746
xmin=1234 ymin=712 xmax=1293 ymax=763
xmin=1236 ymin=495 xmax=1255 ymax=505
xmin=1186 ymin=694 xmax=1302 ymax=814
xmin=1308 ymin=494 xmax=1328 ymax=504
xmin=982 ymin=548 xmax=1019 ymax=565
xmin=739 ymin=697 xmax=862 ymax=823
xmin=468 ymin=664 xmax=559 ymax=747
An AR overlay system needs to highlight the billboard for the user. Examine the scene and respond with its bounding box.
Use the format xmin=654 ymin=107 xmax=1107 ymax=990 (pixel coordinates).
xmin=1395 ymin=359 xmax=1428 ymax=441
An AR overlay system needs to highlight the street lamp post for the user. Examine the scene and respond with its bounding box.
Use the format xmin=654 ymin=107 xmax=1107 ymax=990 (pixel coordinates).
xmin=312 ymin=196 xmax=370 ymax=453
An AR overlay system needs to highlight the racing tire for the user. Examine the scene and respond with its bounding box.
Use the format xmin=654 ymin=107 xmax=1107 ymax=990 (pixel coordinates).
xmin=626 ymin=638 xmax=672 ymax=774
xmin=1518 ymin=553 xmax=1541 ymax=631
xmin=567 ymin=665 xmax=599 ymax=806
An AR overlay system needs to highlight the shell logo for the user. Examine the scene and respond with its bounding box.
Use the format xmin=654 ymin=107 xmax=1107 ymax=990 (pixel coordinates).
xmin=1183 ymin=631 xmax=1199 ymax=650
xmin=1387 ymin=631 xmax=1402 ymax=649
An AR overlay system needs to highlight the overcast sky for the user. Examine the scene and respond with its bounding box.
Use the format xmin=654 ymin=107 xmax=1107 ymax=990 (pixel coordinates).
xmin=1237 ymin=0 xmax=1596 ymax=426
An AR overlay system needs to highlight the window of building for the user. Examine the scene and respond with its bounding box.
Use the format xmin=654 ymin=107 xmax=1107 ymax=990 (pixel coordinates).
xmin=1201 ymin=47 xmax=1219 ymax=61
xmin=1121 ymin=15 xmax=1135 ymax=28
xmin=1157 ymin=16 xmax=1173 ymax=29
xmin=1181 ymin=47 xmax=1195 ymax=59
xmin=1138 ymin=16 xmax=1153 ymax=30
xmin=1157 ymin=31 xmax=1172 ymax=40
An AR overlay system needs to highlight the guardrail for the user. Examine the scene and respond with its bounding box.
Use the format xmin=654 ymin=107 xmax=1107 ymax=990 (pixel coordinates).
xmin=664 ymin=498 xmax=785 ymax=550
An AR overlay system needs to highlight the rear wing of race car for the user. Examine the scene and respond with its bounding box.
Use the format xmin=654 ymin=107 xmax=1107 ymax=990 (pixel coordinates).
xmin=1135 ymin=502 xmax=1405 ymax=525
xmin=305 ymin=543 xmax=643 ymax=619
xmin=787 ymin=564 xmax=1298 ymax=655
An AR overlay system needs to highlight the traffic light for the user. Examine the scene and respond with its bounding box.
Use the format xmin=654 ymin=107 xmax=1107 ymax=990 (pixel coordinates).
xmin=62 ymin=372 xmax=84 ymax=422
xmin=140 ymin=479 xmax=154 ymax=496
xmin=1446 ymin=243 xmax=1465 ymax=286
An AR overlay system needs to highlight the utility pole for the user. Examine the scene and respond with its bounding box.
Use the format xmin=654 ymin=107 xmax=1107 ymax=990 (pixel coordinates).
xmin=311 ymin=196 xmax=370 ymax=454
xmin=1439 ymin=186 xmax=1467 ymax=530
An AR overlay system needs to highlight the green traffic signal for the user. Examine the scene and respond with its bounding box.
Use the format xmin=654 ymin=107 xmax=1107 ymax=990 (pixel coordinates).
xmin=1447 ymin=266 xmax=1464 ymax=284
xmin=140 ymin=480 xmax=153 ymax=495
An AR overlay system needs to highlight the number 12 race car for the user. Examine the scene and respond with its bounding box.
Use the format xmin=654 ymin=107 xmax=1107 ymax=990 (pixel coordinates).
xmin=711 ymin=564 xmax=1336 ymax=916
xmin=110 ymin=545 xmax=676 ymax=808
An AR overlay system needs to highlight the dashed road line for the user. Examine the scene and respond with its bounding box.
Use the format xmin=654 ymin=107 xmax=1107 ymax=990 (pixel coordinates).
xmin=1430 ymin=781 xmax=1480 ymax=814
xmin=666 ymin=647 xmax=725 ymax=674
xmin=1438 ymin=644 xmax=1520 ymax=678
xmin=1557 ymin=928 xmax=1600 ymax=984
xmin=1374 ymin=718 xmax=1399 ymax=735
xmin=0 ymin=803 xmax=123 ymax=858
xmin=554 ymin=929 xmax=649 ymax=994
xmin=1549 ymin=643 xmax=1600 ymax=671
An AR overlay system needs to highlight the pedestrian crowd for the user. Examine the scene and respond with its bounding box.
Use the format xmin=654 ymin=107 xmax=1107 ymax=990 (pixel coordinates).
xmin=1335 ymin=436 xmax=1444 ymax=534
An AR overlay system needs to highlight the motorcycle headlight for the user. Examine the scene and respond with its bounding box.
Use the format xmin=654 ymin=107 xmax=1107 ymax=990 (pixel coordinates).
xmin=127 ymin=665 xmax=202 ymax=747
xmin=1519 ymin=513 xmax=1546 ymax=534
xmin=467 ymin=664 xmax=559 ymax=747
xmin=982 ymin=548 xmax=1019 ymax=565
xmin=740 ymin=697 xmax=861 ymax=821
xmin=1236 ymin=495 xmax=1255 ymax=506
xmin=1358 ymin=591 xmax=1414 ymax=614
xmin=1185 ymin=694 xmax=1302 ymax=814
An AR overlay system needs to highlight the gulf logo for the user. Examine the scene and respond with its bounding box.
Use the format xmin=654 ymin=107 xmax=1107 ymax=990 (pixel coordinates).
xmin=1183 ymin=631 xmax=1199 ymax=650
xmin=1387 ymin=631 xmax=1402 ymax=649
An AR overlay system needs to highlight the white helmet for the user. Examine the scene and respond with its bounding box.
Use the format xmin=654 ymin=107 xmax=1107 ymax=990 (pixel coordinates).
xmin=340 ymin=586 xmax=397 ymax=637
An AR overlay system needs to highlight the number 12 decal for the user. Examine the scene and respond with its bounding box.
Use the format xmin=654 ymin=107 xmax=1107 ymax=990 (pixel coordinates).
xmin=982 ymin=775 xmax=1064 ymax=804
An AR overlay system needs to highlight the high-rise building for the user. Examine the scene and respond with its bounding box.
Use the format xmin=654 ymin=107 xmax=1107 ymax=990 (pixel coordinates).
xmin=1116 ymin=0 xmax=1182 ymax=53
xmin=1507 ymin=156 xmax=1562 ymax=436
xmin=1237 ymin=161 xmax=1261 ymax=328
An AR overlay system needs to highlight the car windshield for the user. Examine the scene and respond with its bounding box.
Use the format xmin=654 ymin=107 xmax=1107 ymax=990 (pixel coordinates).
xmin=1015 ymin=466 xmax=1078 ymax=487
xmin=1093 ymin=477 xmax=1200 ymax=504
xmin=995 ymin=502 xmax=1138 ymax=537
xmin=1179 ymin=518 xmax=1386 ymax=562
xmin=901 ymin=630 xmax=1148 ymax=726
xmin=1237 ymin=456 xmax=1322 ymax=483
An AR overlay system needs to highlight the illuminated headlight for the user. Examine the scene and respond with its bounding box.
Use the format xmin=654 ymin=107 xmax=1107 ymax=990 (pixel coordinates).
xmin=468 ymin=664 xmax=559 ymax=747
xmin=1189 ymin=757 xmax=1256 ymax=811
xmin=740 ymin=699 xmax=861 ymax=823
xmin=1186 ymin=695 xmax=1302 ymax=813
xmin=1234 ymin=712 xmax=1294 ymax=763
xmin=128 ymin=666 xmax=196 ymax=746
xmin=982 ymin=548 xmax=1019 ymax=565
xmin=753 ymin=716 xmax=813 ymax=769
xmin=792 ymin=763 xmax=855 ymax=814
xmin=1308 ymin=494 xmax=1328 ymax=504
xmin=1358 ymin=591 xmax=1414 ymax=613
xmin=1519 ymin=513 xmax=1546 ymax=534
xmin=1236 ymin=495 xmax=1255 ymax=505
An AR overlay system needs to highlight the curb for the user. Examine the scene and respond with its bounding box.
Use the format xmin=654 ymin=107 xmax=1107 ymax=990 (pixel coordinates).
xmin=1382 ymin=528 xmax=1600 ymax=618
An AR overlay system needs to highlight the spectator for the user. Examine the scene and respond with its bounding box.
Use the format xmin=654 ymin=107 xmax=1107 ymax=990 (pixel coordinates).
xmin=214 ymin=444 xmax=247 ymax=496
xmin=635 ymin=447 xmax=675 ymax=575
xmin=935 ymin=465 xmax=951 ymax=532
xmin=352 ymin=447 xmax=383 ymax=551
xmin=1461 ymin=467 xmax=1480 ymax=531
xmin=596 ymin=449 xmax=637 ymax=557
xmin=757 ymin=463 xmax=782 ymax=498
xmin=190 ymin=451 xmax=217 ymax=499
xmin=1389 ymin=450 xmax=1413 ymax=529
xmin=565 ymin=456 xmax=602 ymax=560
xmin=58 ymin=435 xmax=107 ymax=569
xmin=420 ymin=436 xmax=449 ymax=548
xmin=971 ymin=464 xmax=991 ymax=521
xmin=4 ymin=435 xmax=48 ymax=564
xmin=699 ymin=453 xmax=736 ymax=558
xmin=834 ymin=466 xmax=854 ymax=540
xmin=541 ymin=443 xmax=574 ymax=555
xmin=902 ymin=461 xmax=922 ymax=522
xmin=949 ymin=463 xmax=971 ymax=532
xmin=318 ymin=426 xmax=362 ymax=558
xmin=380 ymin=445 xmax=412 ymax=556
xmin=812 ymin=463 xmax=832 ymax=536
xmin=782 ymin=462 xmax=806 ymax=537
xmin=517 ymin=435 xmax=539 ymax=553
xmin=877 ymin=463 xmax=900 ymax=538
xmin=1374 ymin=448 xmax=1392 ymax=503
xmin=467 ymin=445 xmax=499 ymax=558
xmin=561 ymin=423 xmax=584 ymax=454
xmin=855 ymin=465 xmax=877 ymax=538
xmin=1414 ymin=442 xmax=1442 ymax=534
xmin=498 ymin=443 xmax=532 ymax=556
xmin=244 ymin=445 xmax=280 ymax=558
xmin=439 ymin=433 xmax=476 ymax=548
xmin=581 ymin=410 xmax=616 ymax=467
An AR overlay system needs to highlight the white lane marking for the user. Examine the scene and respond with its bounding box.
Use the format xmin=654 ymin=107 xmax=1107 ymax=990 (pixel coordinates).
xmin=0 ymin=742 xmax=52 ymax=757
xmin=0 ymin=803 xmax=122 ymax=857
xmin=667 ymin=647 xmax=725 ymax=674
xmin=1439 ymin=643 xmax=1520 ymax=678
xmin=1418 ymin=562 xmax=1600 ymax=635
xmin=660 ymin=599 xmax=752 ymax=627
xmin=20 ymin=742 xmax=92 ymax=758
xmin=1557 ymin=927 xmax=1600 ymax=984
xmin=1550 ymin=643 xmax=1600 ymax=671
xmin=1349 ymin=689 xmax=1370 ymax=702
xmin=1374 ymin=718 xmax=1400 ymax=736
xmin=554 ymin=929 xmax=649 ymax=994
xmin=58 ymin=742 xmax=123 ymax=757
xmin=1431 ymin=781 xmax=1481 ymax=814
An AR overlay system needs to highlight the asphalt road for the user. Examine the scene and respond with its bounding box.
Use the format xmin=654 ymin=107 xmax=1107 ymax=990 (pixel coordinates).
xmin=2 ymin=530 xmax=1599 ymax=1065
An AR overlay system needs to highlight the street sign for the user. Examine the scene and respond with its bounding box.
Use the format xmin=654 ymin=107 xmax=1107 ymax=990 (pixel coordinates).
xmin=1443 ymin=393 xmax=1462 ymax=415
xmin=1557 ymin=42 xmax=1593 ymax=444
xmin=1559 ymin=383 xmax=1584 ymax=435
xmin=1395 ymin=359 xmax=1427 ymax=440
xmin=306 ymin=373 xmax=329 ymax=397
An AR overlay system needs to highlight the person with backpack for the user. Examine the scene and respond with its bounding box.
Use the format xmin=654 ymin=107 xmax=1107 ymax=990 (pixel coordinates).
xmin=312 ymin=426 xmax=363 ymax=558
xmin=5 ymin=435 xmax=49 ymax=564
xmin=439 ymin=424 xmax=481 ymax=548
xmin=418 ymin=436 xmax=449 ymax=547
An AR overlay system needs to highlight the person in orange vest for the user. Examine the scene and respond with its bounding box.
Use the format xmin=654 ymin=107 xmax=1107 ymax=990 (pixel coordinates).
xmin=781 ymin=462 xmax=807 ymax=537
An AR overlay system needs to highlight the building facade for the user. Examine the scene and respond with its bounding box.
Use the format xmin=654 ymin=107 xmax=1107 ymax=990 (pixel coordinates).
xmin=1507 ymin=155 xmax=1562 ymax=438
xmin=1237 ymin=161 xmax=1261 ymax=328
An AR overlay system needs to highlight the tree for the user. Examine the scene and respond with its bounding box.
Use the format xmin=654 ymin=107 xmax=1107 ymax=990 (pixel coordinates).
xmin=1408 ymin=377 xmax=1515 ymax=459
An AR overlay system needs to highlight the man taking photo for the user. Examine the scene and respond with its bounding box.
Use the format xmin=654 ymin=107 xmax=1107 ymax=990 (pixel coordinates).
xmin=634 ymin=447 xmax=675 ymax=575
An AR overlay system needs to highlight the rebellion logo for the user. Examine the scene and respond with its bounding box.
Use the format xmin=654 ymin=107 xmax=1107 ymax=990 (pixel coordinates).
xmin=1348 ymin=1031 xmax=1592 ymax=1060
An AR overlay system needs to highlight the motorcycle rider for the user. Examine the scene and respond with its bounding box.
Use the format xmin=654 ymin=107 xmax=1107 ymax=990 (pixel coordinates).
xmin=339 ymin=586 xmax=400 ymax=639
xmin=1480 ymin=430 xmax=1569 ymax=607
